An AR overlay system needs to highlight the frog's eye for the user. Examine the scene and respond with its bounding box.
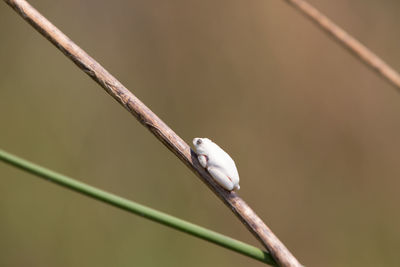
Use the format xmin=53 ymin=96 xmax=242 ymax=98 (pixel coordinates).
xmin=196 ymin=139 xmax=203 ymax=145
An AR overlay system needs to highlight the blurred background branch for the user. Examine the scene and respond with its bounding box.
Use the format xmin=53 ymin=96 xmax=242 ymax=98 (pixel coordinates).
xmin=4 ymin=0 xmax=301 ymax=266
xmin=283 ymin=0 xmax=400 ymax=91
xmin=0 ymin=149 xmax=277 ymax=266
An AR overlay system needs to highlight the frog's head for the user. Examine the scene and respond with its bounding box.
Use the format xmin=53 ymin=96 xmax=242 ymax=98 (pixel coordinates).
xmin=193 ymin=137 xmax=212 ymax=154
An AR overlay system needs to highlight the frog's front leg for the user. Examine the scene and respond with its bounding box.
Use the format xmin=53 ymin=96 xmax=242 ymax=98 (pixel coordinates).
xmin=197 ymin=154 xmax=208 ymax=168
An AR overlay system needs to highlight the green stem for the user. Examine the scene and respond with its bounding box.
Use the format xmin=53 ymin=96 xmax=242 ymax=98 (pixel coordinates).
xmin=0 ymin=149 xmax=276 ymax=266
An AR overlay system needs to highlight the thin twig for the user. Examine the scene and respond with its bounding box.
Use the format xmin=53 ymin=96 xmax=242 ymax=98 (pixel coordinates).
xmin=4 ymin=0 xmax=302 ymax=266
xmin=283 ymin=0 xmax=400 ymax=91
xmin=0 ymin=149 xmax=276 ymax=265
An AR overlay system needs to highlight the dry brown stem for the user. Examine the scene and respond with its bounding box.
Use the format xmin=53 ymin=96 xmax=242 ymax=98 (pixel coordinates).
xmin=4 ymin=0 xmax=302 ymax=266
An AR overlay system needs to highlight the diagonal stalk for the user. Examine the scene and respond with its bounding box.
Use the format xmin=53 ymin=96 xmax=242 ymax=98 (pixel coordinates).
xmin=4 ymin=0 xmax=302 ymax=266
xmin=0 ymin=149 xmax=277 ymax=266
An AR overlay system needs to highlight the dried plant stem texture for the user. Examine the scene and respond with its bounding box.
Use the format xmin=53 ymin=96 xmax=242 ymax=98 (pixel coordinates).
xmin=4 ymin=0 xmax=301 ymax=266
xmin=283 ymin=0 xmax=400 ymax=91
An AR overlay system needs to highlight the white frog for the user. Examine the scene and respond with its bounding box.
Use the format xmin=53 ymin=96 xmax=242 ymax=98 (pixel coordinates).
xmin=193 ymin=138 xmax=240 ymax=191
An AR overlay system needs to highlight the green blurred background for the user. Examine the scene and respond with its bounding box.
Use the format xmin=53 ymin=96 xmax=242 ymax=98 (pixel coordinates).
xmin=1 ymin=0 xmax=400 ymax=266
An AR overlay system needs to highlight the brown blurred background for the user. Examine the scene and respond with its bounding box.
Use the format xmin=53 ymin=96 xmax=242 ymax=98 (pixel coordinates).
xmin=1 ymin=0 xmax=400 ymax=266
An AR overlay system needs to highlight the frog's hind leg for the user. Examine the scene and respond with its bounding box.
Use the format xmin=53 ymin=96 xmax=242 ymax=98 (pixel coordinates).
xmin=207 ymin=167 xmax=234 ymax=191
